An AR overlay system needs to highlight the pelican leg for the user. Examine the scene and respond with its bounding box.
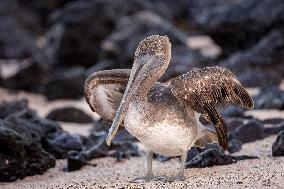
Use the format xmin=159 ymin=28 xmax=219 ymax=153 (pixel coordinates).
xmin=166 ymin=150 xmax=187 ymax=181
xmin=130 ymin=150 xmax=154 ymax=183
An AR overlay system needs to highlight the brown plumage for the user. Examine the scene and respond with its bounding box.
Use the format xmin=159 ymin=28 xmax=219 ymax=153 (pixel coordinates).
xmin=170 ymin=66 xmax=254 ymax=149
xmin=84 ymin=69 xmax=130 ymax=121
xmin=84 ymin=35 xmax=254 ymax=181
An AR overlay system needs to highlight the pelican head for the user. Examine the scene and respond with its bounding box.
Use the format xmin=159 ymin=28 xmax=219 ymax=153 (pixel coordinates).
xmin=106 ymin=35 xmax=171 ymax=145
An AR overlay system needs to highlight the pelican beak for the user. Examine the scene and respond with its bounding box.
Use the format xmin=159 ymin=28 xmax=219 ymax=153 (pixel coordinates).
xmin=106 ymin=61 xmax=143 ymax=146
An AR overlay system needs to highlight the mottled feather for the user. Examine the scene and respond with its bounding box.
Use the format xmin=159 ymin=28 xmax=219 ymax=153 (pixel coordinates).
xmin=84 ymin=69 xmax=130 ymax=121
xmin=170 ymin=66 xmax=254 ymax=149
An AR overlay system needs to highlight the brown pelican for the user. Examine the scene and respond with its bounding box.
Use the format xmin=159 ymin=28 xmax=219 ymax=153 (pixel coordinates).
xmin=84 ymin=35 xmax=253 ymax=181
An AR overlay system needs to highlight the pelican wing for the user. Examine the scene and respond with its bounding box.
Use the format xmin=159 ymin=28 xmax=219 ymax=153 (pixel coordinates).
xmin=170 ymin=66 xmax=254 ymax=149
xmin=84 ymin=69 xmax=131 ymax=121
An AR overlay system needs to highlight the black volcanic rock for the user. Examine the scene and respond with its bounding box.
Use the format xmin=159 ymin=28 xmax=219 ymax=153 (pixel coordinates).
xmin=0 ymin=0 xmax=43 ymax=59
xmin=262 ymin=118 xmax=284 ymax=125
xmin=0 ymin=99 xmax=28 ymax=119
xmin=186 ymin=148 xmax=237 ymax=168
xmin=226 ymin=118 xmax=246 ymax=133
xmin=228 ymin=139 xmax=242 ymax=154
xmin=220 ymin=106 xmax=245 ymax=118
xmin=229 ymin=119 xmax=265 ymax=143
xmin=46 ymin=106 xmax=93 ymax=123
xmin=1 ymin=61 xmax=49 ymax=93
xmin=192 ymin=0 xmax=284 ymax=55
xmin=220 ymin=29 xmax=284 ymax=87
xmin=45 ymin=0 xmax=193 ymax=67
xmin=253 ymin=87 xmax=284 ymax=110
xmin=46 ymin=0 xmax=146 ymax=67
xmin=272 ymin=131 xmax=284 ymax=157
xmin=264 ymin=123 xmax=284 ymax=136
xmin=0 ymin=110 xmax=58 ymax=182
xmin=43 ymin=66 xmax=86 ymax=100
xmin=44 ymin=133 xmax=83 ymax=159
xmin=101 ymin=11 xmax=209 ymax=81
xmin=220 ymin=28 xmax=284 ymax=87
xmin=0 ymin=17 xmax=37 ymax=59
xmin=66 ymin=122 xmax=139 ymax=171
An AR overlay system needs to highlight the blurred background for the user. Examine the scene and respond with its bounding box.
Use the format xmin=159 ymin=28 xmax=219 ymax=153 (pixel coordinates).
xmin=0 ymin=0 xmax=284 ymax=187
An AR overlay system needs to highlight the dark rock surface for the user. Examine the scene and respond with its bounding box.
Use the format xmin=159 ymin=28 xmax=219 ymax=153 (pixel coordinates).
xmin=186 ymin=148 xmax=237 ymax=168
xmin=226 ymin=118 xmax=246 ymax=133
xmin=101 ymin=11 xmax=209 ymax=81
xmin=220 ymin=29 xmax=284 ymax=87
xmin=66 ymin=122 xmax=139 ymax=171
xmin=0 ymin=17 xmax=37 ymax=59
xmin=272 ymin=131 xmax=284 ymax=157
xmin=262 ymin=118 xmax=284 ymax=125
xmin=264 ymin=123 xmax=284 ymax=136
xmin=0 ymin=0 xmax=40 ymax=59
xmin=228 ymin=139 xmax=242 ymax=154
xmin=46 ymin=0 xmax=146 ymax=67
xmin=45 ymin=0 xmax=194 ymax=67
xmin=253 ymin=87 xmax=284 ymax=110
xmin=44 ymin=133 xmax=84 ymax=159
xmin=0 ymin=99 xmax=28 ymax=119
xmin=193 ymin=0 xmax=284 ymax=55
xmin=0 ymin=110 xmax=58 ymax=182
xmin=229 ymin=119 xmax=265 ymax=143
xmin=1 ymin=61 xmax=49 ymax=93
xmin=43 ymin=66 xmax=86 ymax=100
xmin=46 ymin=106 xmax=93 ymax=123
xmin=220 ymin=106 xmax=246 ymax=118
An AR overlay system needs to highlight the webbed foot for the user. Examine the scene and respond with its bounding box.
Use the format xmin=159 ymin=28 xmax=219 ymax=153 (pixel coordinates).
xmin=165 ymin=174 xmax=186 ymax=182
xmin=130 ymin=174 xmax=166 ymax=183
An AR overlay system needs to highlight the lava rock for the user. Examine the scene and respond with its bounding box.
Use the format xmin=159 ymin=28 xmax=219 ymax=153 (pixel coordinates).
xmin=0 ymin=1 xmax=41 ymax=59
xmin=66 ymin=151 xmax=91 ymax=172
xmin=46 ymin=0 xmax=145 ymax=67
xmin=220 ymin=106 xmax=245 ymax=118
xmin=46 ymin=106 xmax=93 ymax=123
xmin=253 ymin=87 xmax=284 ymax=110
xmin=186 ymin=148 xmax=237 ymax=168
xmin=220 ymin=29 xmax=284 ymax=87
xmin=262 ymin=118 xmax=284 ymax=125
xmin=226 ymin=118 xmax=246 ymax=133
xmin=17 ymin=0 xmax=71 ymax=29
xmin=44 ymin=133 xmax=83 ymax=159
xmin=101 ymin=11 xmax=209 ymax=81
xmin=0 ymin=0 xmax=43 ymax=33
xmin=0 ymin=99 xmax=28 ymax=119
xmin=0 ymin=118 xmax=56 ymax=182
xmin=192 ymin=0 xmax=284 ymax=55
xmin=0 ymin=17 xmax=36 ymax=59
xmin=229 ymin=119 xmax=265 ymax=143
xmin=264 ymin=122 xmax=284 ymax=136
xmin=1 ymin=61 xmax=49 ymax=93
xmin=272 ymin=131 xmax=284 ymax=156
xmin=91 ymin=119 xmax=111 ymax=133
xmin=66 ymin=126 xmax=139 ymax=171
xmin=228 ymin=139 xmax=242 ymax=154
xmin=4 ymin=109 xmax=62 ymax=139
xmin=43 ymin=66 xmax=86 ymax=100
xmin=45 ymin=0 xmax=193 ymax=67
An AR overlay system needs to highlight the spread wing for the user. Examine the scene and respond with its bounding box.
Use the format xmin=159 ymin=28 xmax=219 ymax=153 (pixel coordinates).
xmin=170 ymin=66 xmax=254 ymax=149
xmin=85 ymin=69 xmax=166 ymax=121
xmin=84 ymin=69 xmax=131 ymax=121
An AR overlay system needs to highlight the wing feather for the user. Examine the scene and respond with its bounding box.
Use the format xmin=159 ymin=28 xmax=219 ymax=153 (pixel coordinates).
xmin=84 ymin=69 xmax=131 ymax=121
xmin=84 ymin=69 xmax=165 ymax=121
xmin=170 ymin=66 xmax=254 ymax=149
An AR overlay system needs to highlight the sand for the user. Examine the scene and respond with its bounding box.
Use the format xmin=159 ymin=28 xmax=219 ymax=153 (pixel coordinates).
xmin=0 ymin=88 xmax=284 ymax=189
